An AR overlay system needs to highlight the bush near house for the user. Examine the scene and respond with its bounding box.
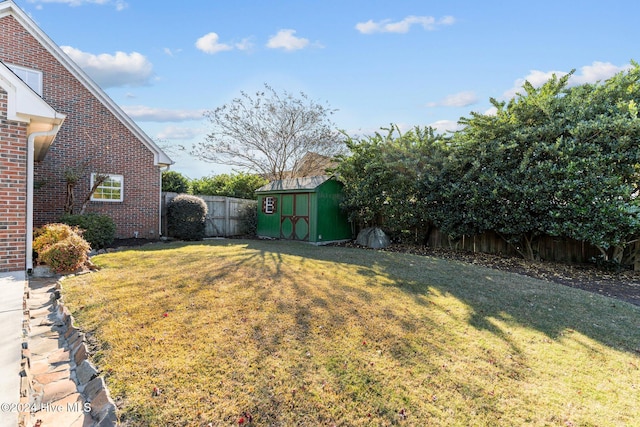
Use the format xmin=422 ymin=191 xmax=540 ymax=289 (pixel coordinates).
xmin=33 ymin=223 xmax=90 ymax=273
xmin=167 ymin=194 xmax=208 ymax=241
xmin=32 ymin=222 xmax=76 ymax=254
xmin=60 ymin=213 xmax=116 ymax=249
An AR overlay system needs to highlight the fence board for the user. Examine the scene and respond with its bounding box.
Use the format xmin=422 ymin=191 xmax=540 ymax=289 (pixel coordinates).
xmin=161 ymin=193 xmax=256 ymax=237
xmin=425 ymin=228 xmax=603 ymax=264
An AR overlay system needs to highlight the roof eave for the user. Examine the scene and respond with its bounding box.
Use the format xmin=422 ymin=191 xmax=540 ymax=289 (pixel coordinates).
xmin=0 ymin=0 xmax=174 ymax=168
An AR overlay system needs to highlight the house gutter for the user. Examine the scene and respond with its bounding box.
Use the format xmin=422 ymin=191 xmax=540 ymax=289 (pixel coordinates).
xmin=26 ymin=126 xmax=61 ymax=272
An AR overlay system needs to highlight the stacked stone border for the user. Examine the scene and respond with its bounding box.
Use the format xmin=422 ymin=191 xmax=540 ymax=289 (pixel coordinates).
xmin=19 ymin=274 xmax=118 ymax=426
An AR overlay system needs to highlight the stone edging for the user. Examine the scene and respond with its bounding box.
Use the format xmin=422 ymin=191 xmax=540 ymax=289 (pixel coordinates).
xmin=19 ymin=275 xmax=118 ymax=426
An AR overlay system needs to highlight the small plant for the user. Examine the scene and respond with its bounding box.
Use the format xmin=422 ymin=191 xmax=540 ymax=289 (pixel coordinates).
xmin=167 ymin=194 xmax=208 ymax=240
xmin=60 ymin=213 xmax=116 ymax=249
xmin=33 ymin=223 xmax=91 ymax=273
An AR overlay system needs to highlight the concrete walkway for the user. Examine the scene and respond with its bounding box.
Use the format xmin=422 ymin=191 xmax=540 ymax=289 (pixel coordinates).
xmin=1 ymin=272 xmax=117 ymax=427
xmin=22 ymin=277 xmax=118 ymax=427
xmin=0 ymin=271 xmax=27 ymax=427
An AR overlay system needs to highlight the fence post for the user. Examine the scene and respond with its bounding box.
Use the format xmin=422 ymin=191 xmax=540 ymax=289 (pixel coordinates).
xmin=224 ymin=197 xmax=230 ymax=237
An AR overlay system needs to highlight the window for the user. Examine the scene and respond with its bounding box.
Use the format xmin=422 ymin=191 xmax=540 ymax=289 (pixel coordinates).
xmin=7 ymin=64 xmax=43 ymax=95
xmin=262 ymin=196 xmax=277 ymax=214
xmin=90 ymin=173 xmax=123 ymax=202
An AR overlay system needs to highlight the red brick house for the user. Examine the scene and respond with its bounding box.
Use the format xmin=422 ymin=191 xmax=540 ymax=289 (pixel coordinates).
xmin=0 ymin=0 xmax=173 ymax=272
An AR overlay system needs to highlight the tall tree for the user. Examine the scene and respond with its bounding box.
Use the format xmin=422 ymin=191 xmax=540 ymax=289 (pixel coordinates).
xmin=193 ymin=84 xmax=343 ymax=180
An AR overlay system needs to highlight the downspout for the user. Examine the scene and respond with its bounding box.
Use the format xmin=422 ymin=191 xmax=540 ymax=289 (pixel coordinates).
xmin=26 ymin=126 xmax=61 ymax=272
xmin=159 ymin=165 xmax=169 ymax=237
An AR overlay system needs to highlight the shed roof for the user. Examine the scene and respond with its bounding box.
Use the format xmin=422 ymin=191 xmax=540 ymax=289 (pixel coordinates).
xmin=256 ymin=175 xmax=331 ymax=193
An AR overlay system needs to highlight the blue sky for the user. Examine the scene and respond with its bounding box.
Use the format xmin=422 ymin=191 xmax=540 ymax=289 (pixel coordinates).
xmin=18 ymin=0 xmax=640 ymax=178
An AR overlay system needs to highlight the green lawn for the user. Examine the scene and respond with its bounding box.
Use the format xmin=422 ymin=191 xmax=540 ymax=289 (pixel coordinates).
xmin=61 ymin=239 xmax=640 ymax=426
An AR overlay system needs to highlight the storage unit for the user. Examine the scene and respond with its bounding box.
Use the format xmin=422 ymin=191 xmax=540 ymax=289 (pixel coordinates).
xmin=256 ymin=175 xmax=352 ymax=243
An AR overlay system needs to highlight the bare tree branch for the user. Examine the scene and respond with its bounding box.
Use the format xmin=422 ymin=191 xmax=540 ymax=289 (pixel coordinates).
xmin=193 ymin=83 xmax=344 ymax=180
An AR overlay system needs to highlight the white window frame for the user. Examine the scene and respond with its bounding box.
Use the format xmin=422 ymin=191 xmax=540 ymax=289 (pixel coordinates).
xmin=7 ymin=63 xmax=43 ymax=96
xmin=264 ymin=196 xmax=276 ymax=214
xmin=90 ymin=173 xmax=124 ymax=202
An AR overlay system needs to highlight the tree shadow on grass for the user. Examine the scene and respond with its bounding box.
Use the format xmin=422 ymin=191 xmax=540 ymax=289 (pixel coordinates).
xmin=85 ymin=238 xmax=640 ymax=425
xmin=107 ymin=238 xmax=640 ymax=355
xmin=235 ymin=239 xmax=640 ymax=356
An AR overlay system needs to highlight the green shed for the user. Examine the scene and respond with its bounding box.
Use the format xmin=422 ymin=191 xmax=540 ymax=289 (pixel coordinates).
xmin=255 ymin=175 xmax=352 ymax=243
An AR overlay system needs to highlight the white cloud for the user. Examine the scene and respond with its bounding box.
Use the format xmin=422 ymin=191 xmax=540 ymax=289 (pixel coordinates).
xmin=484 ymin=106 xmax=498 ymax=116
xmin=195 ymin=33 xmax=254 ymax=54
xmin=122 ymin=105 xmax=205 ymax=122
xmin=266 ymin=29 xmax=309 ymax=51
xmin=155 ymin=126 xmax=205 ymax=140
xmin=428 ymin=91 xmax=478 ymax=108
xmin=356 ymin=15 xmax=455 ymax=34
xmin=163 ymin=47 xmax=183 ymax=57
xmin=27 ymin=0 xmax=127 ymax=9
xmin=62 ymin=46 xmax=153 ymax=88
xmin=503 ymin=61 xmax=632 ymax=99
xmin=429 ymin=119 xmax=462 ymax=134
xmin=570 ymin=61 xmax=632 ymax=85
xmin=195 ymin=32 xmax=233 ymax=54
xmin=235 ymin=38 xmax=254 ymax=51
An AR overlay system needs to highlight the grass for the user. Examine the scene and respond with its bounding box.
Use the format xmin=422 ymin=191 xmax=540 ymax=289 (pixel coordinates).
xmin=61 ymin=239 xmax=640 ymax=426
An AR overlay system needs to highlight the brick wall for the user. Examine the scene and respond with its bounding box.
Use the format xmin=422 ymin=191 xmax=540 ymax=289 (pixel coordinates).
xmin=0 ymin=15 xmax=162 ymax=240
xmin=0 ymin=88 xmax=28 ymax=272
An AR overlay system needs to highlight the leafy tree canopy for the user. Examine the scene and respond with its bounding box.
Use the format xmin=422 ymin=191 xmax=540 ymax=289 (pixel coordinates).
xmin=162 ymin=170 xmax=190 ymax=193
xmin=435 ymin=61 xmax=640 ymax=261
xmin=190 ymin=172 xmax=268 ymax=200
xmin=336 ymin=61 xmax=640 ymax=264
xmin=334 ymin=125 xmax=448 ymax=243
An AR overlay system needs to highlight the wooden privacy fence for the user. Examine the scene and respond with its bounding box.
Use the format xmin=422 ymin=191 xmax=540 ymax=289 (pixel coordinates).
xmin=161 ymin=193 xmax=256 ymax=238
xmin=425 ymin=228 xmax=617 ymax=264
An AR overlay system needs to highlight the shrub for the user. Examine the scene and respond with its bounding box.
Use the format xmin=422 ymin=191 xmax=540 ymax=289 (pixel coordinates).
xmin=60 ymin=213 xmax=116 ymax=249
xmin=33 ymin=223 xmax=90 ymax=273
xmin=38 ymin=234 xmax=91 ymax=273
xmin=238 ymin=203 xmax=258 ymax=236
xmin=167 ymin=194 xmax=208 ymax=240
xmin=33 ymin=223 xmax=75 ymax=255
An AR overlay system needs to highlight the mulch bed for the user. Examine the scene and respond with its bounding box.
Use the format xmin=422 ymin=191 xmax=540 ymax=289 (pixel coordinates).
xmin=104 ymin=238 xmax=640 ymax=307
